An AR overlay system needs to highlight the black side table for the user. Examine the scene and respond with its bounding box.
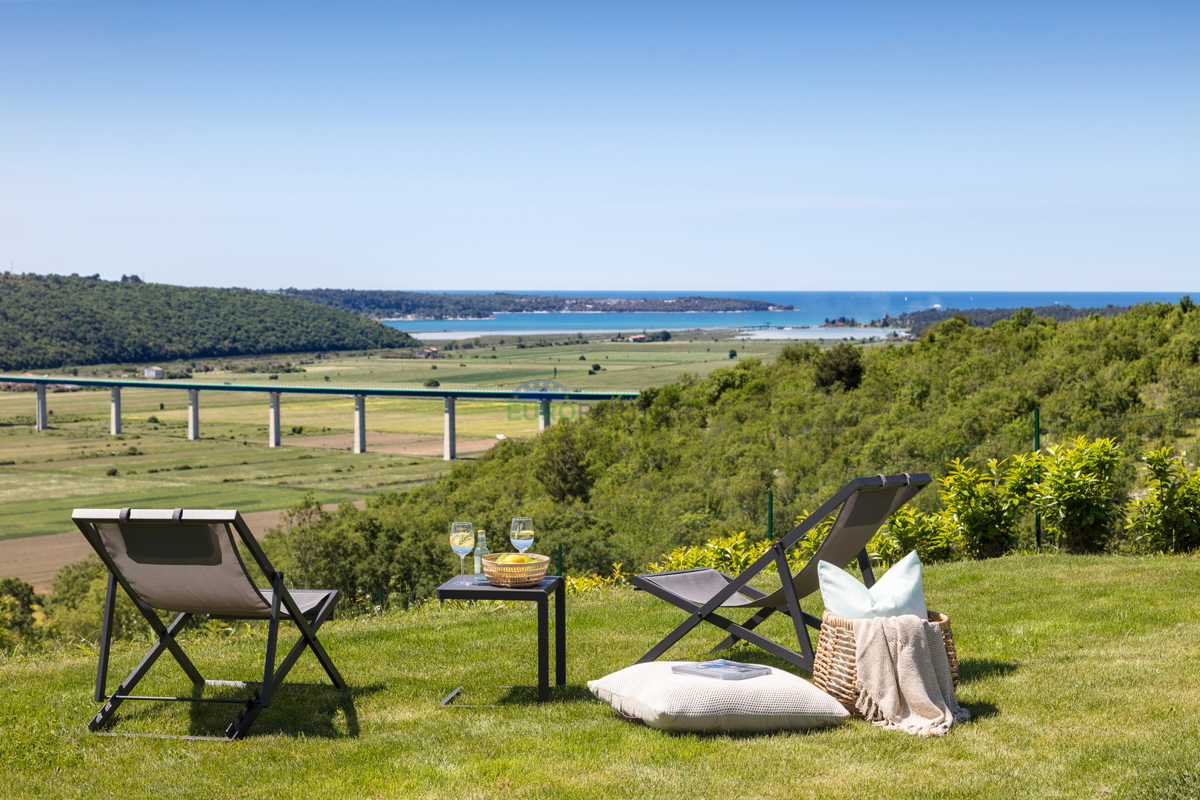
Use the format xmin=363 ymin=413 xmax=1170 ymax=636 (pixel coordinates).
xmin=435 ymin=575 xmax=565 ymax=704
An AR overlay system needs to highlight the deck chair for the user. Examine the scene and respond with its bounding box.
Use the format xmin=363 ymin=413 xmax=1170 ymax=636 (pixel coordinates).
xmin=71 ymin=507 xmax=347 ymax=740
xmin=632 ymin=473 xmax=931 ymax=672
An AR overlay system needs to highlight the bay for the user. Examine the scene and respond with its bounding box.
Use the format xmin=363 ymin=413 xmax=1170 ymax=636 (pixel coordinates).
xmin=384 ymin=290 xmax=1193 ymax=340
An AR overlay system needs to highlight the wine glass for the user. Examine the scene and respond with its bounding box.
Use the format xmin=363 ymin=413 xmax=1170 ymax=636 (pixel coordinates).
xmin=449 ymin=522 xmax=475 ymax=585
xmin=509 ymin=517 xmax=535 ymax=554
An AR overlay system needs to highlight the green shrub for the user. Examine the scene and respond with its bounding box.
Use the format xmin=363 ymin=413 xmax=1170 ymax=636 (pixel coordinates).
xmin=813 ymin=343 xmax=864 ymax=390
xmin=939 ymin=458 xmax=1021 ymax=559
xmin=870 ymin=506 xmax=962 ymax=567
xmin=1125 ymin=446 xmax=1200 ymax=552
xmin=42 ymin=557 xmax=143 ymax=642
xmin=648 ymin=532 xmax=779 ymax=574
xmin=1021 ymin=436 xmax=1125 ymax=553
xmin=0 ymin=578 xmax=41 ymax=650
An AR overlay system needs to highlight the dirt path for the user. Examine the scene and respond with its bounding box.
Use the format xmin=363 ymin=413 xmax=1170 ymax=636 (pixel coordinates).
xmin=0 ymin=503 xmax=363 ymax=595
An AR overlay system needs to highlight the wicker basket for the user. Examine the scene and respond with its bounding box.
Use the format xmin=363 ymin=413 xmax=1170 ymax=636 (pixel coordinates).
xmin=812 ymin=610 xmax=959 ymax=718
xmin=481 ymin=553 xmax=551 ymax=588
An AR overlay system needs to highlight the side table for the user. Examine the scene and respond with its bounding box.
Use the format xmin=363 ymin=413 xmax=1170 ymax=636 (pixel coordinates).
xmin=435 ymin=575 xmax=565 ymax=704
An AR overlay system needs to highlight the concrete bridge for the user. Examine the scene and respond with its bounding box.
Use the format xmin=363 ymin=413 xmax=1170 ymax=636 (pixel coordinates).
xmin=0 ymin=375 xmax=638 ymax=460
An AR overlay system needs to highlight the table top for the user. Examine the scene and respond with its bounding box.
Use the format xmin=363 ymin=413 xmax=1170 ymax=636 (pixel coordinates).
xmin=436 ymin=575 xmax=564 ymax=600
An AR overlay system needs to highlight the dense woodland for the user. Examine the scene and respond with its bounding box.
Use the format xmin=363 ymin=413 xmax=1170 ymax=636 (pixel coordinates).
xmin=279 ymin=288 xmax=790 ymax=319
xmin=252 ymin=300 xmax=1200 ymax=605
xmin=0 ymin=274 xmax=417 ymax=371
xmin=873 ymin=303 xmax=1133 ymax=334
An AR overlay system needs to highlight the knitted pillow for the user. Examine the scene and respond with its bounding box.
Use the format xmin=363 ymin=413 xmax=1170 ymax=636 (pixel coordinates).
xmin=588 ymin=661 xmax=849 ymax=732
xmin=818 ymin=549 xmax=928 ymax=620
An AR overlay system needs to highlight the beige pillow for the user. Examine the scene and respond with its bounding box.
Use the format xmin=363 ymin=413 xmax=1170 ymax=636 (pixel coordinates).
xmin=588 ymin=661 xmax=849 ymax=732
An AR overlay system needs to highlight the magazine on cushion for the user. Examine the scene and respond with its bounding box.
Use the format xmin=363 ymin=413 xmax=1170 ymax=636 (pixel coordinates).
xmin=670 ymin=659 xmax=771 ymax=681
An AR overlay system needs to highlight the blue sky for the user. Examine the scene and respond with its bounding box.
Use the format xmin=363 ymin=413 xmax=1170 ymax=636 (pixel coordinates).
xmin=1 ymin=1 xmax=1195 ymax=291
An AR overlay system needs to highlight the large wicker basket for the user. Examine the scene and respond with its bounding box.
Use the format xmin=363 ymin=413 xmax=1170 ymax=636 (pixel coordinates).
xmin=812 ymin=610 xmax=959 ymax=717
xmin=481 ymin=553 xmax=551 ymax=588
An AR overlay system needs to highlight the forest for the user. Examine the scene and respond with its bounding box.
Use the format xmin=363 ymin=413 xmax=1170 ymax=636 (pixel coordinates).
xmin=872 ymin=303 xmax=1132 ymax=334
xmin=240 ymin=299 xmax=1200 ymax=607
xmin=0 ymin=274 xmax=417 ymax=371
xmin=278 ymin=288 xmax=791 ymax=319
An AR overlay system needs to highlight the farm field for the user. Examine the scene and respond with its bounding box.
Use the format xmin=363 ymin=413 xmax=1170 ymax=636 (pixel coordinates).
xmin=0 ymin=555 xmax=1196 ymax=799
xmin=0 ymin=334 xmax=820 ymax=587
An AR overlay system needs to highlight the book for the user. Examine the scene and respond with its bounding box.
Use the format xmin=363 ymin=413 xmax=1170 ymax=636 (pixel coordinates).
xmin=670 ymin=659 xmax=771 ymax=681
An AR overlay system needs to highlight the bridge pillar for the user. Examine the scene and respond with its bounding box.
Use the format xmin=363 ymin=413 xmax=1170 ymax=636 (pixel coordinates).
xmin=443 ymin=397 xmax=456 ymax=460
xmin=353 ymin=395 xmax=366 ymax=454
xmin=539 ymin=400 xmax=551 ymax=432
xmin=188 ymin=390 xmax=200 ymax=440
xmin=268 ymin=392 xmax=281 ymax=447
xmin=110 ymin=388 xmax=122 ymax=435
xmin=35 ymin=385 xmax=48 ymax=431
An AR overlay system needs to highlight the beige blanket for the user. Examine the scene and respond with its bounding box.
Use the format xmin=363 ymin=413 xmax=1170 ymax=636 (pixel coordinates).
xmin=854 ymin=615 xmax=970 ymax=737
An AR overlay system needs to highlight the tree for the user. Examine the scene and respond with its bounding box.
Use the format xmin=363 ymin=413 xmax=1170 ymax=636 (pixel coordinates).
xmin=813 ymin=343 xmax=864 ymax=390
xmin=535 ymin=424 xmax=592 ymax=502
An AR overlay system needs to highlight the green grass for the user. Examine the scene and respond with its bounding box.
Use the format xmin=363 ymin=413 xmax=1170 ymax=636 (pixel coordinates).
xmin=2 ymin=554 xmax=1197 ymax=798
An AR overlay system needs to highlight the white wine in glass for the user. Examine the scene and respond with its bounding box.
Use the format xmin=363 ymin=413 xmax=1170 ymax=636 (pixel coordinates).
xmin=510 ymin=517 xmax=535 ymax=554
xmin=449 ymin=522 xmax=475 ymax=585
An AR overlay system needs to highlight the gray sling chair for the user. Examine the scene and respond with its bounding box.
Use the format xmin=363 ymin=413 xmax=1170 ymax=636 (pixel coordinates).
xmin=632 ymin=473 xmax=932 ymax=672
xmin=71 ymin=508 xmax=346 ymax=740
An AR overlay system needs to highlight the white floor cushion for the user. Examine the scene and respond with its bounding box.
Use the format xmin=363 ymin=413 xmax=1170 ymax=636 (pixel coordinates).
xmin=588 ymin=661 xmax=849 ymax=733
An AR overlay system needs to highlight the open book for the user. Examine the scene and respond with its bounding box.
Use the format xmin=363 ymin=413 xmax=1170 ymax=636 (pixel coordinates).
xmin=670 ymin=659 xmax=771 ymax=681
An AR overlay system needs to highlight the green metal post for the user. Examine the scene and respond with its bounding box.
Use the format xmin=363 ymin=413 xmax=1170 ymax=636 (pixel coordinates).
xmin=557 ymin=543 xmax=564 ymax=577
xmin=767 ymin=490 xmax=774 ymax=540
xmin=1034 ymin=407 xmax=1042 ymax=549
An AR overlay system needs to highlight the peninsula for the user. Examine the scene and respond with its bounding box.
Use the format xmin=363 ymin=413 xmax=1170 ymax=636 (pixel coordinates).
xmin=278 ymin=289 xmax=794 ymax=320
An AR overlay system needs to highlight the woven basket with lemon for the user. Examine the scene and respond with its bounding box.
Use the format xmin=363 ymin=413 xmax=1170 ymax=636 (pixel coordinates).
xmin=482 ymin=553 xmax=550 ymax=588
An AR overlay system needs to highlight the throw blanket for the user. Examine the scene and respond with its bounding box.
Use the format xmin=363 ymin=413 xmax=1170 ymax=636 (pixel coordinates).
xmin=854 ymin=615 xmax=971 ymax=737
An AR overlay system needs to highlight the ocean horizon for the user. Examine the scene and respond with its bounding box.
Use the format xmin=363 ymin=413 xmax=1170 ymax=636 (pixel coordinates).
xmin=385 ymin=290 xmax=1193 ymax=340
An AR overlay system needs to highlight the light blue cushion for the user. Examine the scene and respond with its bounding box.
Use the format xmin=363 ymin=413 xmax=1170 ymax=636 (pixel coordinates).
xmin=818 ymin=550 xmax=928 ymax=620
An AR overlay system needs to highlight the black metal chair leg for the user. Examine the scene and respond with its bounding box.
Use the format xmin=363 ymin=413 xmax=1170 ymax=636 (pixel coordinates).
xmin=710 ymin=607 xmax=777 ymax=653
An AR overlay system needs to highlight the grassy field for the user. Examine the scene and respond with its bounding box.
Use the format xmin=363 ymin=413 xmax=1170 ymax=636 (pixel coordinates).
xmin=0 ymin=334 xmax=806 ymax=542
xmin=0 ymin=554 xmax=1196 ymax=799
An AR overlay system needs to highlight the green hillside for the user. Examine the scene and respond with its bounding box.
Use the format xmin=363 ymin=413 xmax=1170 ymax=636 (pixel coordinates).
xmin=0 ymin=274 xmax=418 ymax=371
xmin=280 ymin=288 xmax=789 ymax=319
xmin=259 ymin=300 xmax=1200 ymax=601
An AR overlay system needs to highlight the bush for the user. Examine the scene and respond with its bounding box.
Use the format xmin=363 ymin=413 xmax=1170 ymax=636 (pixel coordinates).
xmin=940 ymin=459 xmax=1020 ymax=559
xmin=0 ymin=578 xmax=40 ymax=647
xmin=1022 ymin=437 xmax=1125 ymax=553
xmin=43 ymin=557 xmax=143 ymax=642
xmin=813 ymin=343 xmax=863 ymax=390
xmin=1125 ymin=446 xmax=1200 ymax=552
xmin=648 ymin=532 xmax=776 ymax=574
xmin=776 ymin=342 xmax=819 ymax=365
xmin=424 ymin=378 xmax=440 ymax=387
xmin=870 ymin=506 xmax=962 ymax=566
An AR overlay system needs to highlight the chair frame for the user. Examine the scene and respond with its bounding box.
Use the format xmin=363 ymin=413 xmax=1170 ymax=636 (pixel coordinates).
xmin=73 ymin=508 xmax=347 ymax=740
xmin=632 ymin=474 xmax=930 ymax=672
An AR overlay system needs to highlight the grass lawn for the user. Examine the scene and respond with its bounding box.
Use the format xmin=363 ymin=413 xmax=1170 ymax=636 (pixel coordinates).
xmin=2 ymin=554 xmax=1197 ymax=799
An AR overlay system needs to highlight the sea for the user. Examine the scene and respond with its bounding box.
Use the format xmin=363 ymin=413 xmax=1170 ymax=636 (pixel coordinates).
xmin=383 ymin=291 xmax=1193 ymax=341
